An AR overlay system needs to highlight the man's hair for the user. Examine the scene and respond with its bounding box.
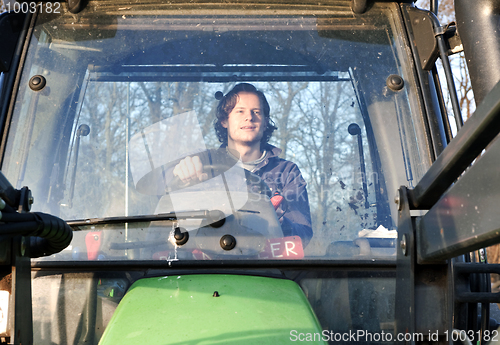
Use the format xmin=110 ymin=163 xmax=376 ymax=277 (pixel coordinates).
xmin=214 ymin=83 xmax=277 ymax=146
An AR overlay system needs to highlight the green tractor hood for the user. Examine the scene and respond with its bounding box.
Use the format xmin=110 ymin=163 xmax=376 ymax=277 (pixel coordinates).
xmin=99 ymin=274 xmax=326 ymax=344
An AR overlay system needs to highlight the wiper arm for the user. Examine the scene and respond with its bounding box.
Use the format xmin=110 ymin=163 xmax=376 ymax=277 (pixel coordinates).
xmin=348 ymin=123 xmax=369 ymax=209
xmin=67 ymin=210 xmax=226 ymax=228
xmin=67 ymin=124 xmax=90 ymax=208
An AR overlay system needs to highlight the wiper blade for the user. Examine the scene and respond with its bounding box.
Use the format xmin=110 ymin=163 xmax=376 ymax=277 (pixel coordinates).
xmin=67 ymin=210 xmax=225 ymax=228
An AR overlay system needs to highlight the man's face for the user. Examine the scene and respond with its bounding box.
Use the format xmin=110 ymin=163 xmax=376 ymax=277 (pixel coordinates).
xmin=222 ymin=92 xmax=266 ymax=148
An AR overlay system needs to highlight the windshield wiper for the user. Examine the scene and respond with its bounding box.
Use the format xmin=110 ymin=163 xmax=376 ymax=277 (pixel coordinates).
xmin=67 ymin=124 xmax=90 ymax=208
xmin=348 ymin=123 xmax=369 ymax=209
xmin=67 ymin=210 xmax=226 ymax=228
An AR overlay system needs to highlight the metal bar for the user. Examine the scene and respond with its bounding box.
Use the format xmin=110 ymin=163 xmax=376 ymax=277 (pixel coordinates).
xmin=431 ymin=66 xmax=453 ymax=143
xmin=455 ymin=0 xmax=500 ymax=106
xmin=467 ymin=253 xmax=480 ymax=336
xmin=31 ymin=259 xmax=397 ymax=269
xmin=436 ymin=32 xmax=463 ymax=130
xmin=90 ymin=76 xmax=349 ymax=83
xmin=90 ymin=65 xmax=340 ymax=73
xmin=409 ymin=80 xmax=500 ymax=209
xmin=416 ymin=128 xmax=500 ymax=262
xmin=456 ymin=292 xmax=500 ymax=304
xmin=394 ymin=187 xmax=416 ymax=344
xmin=455 ymin=262 xmax=500 ymax=274
xmin=479 ymin=249 xmax=490 ymax=345
xmin=9 ymin=236 xmax=33 ymax=344
xmin=125 ymin=82 xmax=130 ymax=243
xmin=430 ymin=0 xmax=439 ymax=15
xmin=79 ymin=275 xmax=97 ymax=344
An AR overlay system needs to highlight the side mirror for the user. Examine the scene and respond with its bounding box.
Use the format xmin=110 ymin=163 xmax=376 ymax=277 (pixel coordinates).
xmin=0 ymin=12 xmax=26 ymax=73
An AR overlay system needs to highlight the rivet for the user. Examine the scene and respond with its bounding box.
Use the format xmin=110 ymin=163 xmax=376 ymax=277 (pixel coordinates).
xmin=400 ymin=234 xmax=408 ymax=256
xmin=220 ymin=234 xmax=236 ymax=251
xmin=386 ymin=74 xmax=404 ymax=91
xmin=29 ymin=75 xmax=47 ymax=91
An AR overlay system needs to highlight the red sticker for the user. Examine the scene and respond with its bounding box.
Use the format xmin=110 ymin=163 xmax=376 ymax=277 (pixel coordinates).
xmin=258 ymin=236 xmax=304 ymax=259
xmin=270 ymin=195 xmax=284 ymax=210
xmin=85 ymin=231 xmax=102 ymax=260
xmin=192 ymin=249 xmax=213 ymax=260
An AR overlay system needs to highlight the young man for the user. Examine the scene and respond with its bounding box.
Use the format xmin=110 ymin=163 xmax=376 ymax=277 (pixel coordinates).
xmin=173 ymin=83 xmax=312 ymax=246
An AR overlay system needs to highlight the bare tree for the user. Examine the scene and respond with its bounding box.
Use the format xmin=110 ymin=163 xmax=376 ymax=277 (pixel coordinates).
xmin=278 ymin=81 xmax=377 ymax=249
xmin=139 ymin=82 xmax=163 ymax=123
xmin=266 ymin=82 xmax=309 ymax=158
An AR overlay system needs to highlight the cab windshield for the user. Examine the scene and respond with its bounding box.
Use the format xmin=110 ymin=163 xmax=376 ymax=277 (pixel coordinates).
xmin=2 ymin=0 xmax=432 ymax=262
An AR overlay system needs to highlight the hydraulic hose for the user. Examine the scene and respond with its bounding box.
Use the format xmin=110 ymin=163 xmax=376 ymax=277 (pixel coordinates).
xmin=0 ymin=211 xmax=73 ymax=258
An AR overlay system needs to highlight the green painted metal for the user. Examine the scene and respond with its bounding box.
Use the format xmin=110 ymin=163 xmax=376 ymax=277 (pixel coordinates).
xmin=99 ymin=274 xmax=326 ymax=344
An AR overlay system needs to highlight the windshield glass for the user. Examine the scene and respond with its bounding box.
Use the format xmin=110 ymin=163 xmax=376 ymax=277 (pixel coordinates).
xmin=2 ymin=1 xmax=432 ymax=261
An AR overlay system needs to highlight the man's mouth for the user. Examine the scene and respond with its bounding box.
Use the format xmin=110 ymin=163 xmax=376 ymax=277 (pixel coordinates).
xmin=241 ymin=126 xmax=256 ymax=130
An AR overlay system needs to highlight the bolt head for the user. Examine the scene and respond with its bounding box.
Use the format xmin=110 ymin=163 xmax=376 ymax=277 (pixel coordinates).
xmin=400 ymin=234 xmax=408 ymax=256
xmin=220 ymin=234 xmax=236 ymax=251
xmin=29 ymin=75 xmax=47 ymax=91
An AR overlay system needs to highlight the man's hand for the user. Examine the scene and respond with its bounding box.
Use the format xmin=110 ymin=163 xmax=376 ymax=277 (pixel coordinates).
xmin=172 ymin=156 xmax=208 ymax=183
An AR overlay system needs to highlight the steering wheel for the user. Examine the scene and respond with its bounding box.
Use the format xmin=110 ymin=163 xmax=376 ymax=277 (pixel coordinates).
xmin=169 ymin=164 xmax=232 ymax=190
xmin=135 ymin=149 xmax=273 ymax=198
xmin=169 ymin=163 xmax=272 ymax=198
